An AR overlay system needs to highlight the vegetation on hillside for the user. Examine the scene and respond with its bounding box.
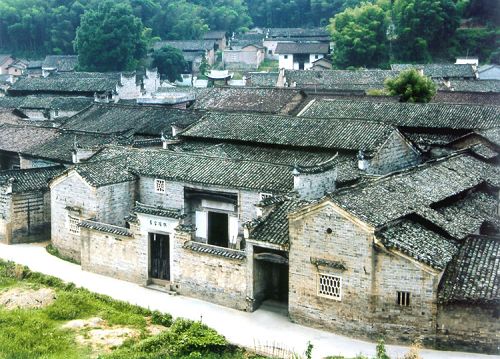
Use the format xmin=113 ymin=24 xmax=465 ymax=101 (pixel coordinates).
xmin=0 ymin=0 xmax=497 ymax=69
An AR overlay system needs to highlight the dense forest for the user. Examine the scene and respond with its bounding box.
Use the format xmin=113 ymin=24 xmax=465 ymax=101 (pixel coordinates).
xmin=0 ymin=0 xmax=498 ymax=67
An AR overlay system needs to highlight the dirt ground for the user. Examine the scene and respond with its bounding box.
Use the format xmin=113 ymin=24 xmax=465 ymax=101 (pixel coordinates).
xmin=0 ymin=287 xmax=56 ymax=309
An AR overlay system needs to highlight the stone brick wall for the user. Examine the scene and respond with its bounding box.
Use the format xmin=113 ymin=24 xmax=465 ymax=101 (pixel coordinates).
xmin=288 ymin=202 xmax=438 ymax=343
xmin=116 ymin=74 xmax=141 ymax=100
xmin=51 ymin=172 xmax=98 ymax=261
xmin=80 ymin=225 xmax=148 ymax=284
xmin=171 ymin=229 xmax=249 ymax=310
xmin=436 ymin=303 xmax=499 ymax=354
xmin=369 ymin=131 xmax=420 ymax=175
xmin=0 ymin=186 xmax=12 ymax=242
xmin=293 ymin=166 xmax=337 ymax=200
xmin=96 ymin=181 xmax=135 ymax=226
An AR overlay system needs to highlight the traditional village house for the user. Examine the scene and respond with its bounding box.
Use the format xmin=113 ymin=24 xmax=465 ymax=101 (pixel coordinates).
xmin=0 ymin=55 xmax=15 ymax=74
xmin=153 ymin=40 xmax=216 ymax=73
xmin=263 ymin=28 xmax=330 ymax=60
xmin=41 ymin=55 xmax=78 ymax=77
xmin=223 ymin=43 xmax=265 ymax=70
xmin=276 ymin=43 xmax=330 ymax=70
xmin=0 ymin=166 xmax=63 ymax=244
xmin=280 ymin=152 xmax=499 ymax=353
xmin=0 ymin=96 xmax=93 ymax=120
xmin=203 ymin=31 xmax=227 ymax=51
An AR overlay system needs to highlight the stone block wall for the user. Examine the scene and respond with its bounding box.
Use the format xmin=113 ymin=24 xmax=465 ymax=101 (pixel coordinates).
xmin=288 ymin=202 xmax=438 ymax=343
xmin=171 ymin=229 xmax=249 ymax=311
xmin=51 ymin=172 xmax=98 ymax=261
xmin=80 ymin=225 xmax=148 ymax=284
xmin=436 ymin=303 xmax=499 ymax=354
xmin=369 ymin=131 xmax=420 ymax=175
xmin=96 ymin=181 xmax=136 ymax=226
xmin=293 ymin=166 xmax=337 ymax=200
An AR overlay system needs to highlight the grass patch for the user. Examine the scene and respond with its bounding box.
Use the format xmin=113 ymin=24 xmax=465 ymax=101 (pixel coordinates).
xmin=257 ymin=59 xmax=279 ymax=72
xmin=0 ymin=308 xmax=88 ymax=358
xmin=46 ymin=243 xmax=80 ymax=264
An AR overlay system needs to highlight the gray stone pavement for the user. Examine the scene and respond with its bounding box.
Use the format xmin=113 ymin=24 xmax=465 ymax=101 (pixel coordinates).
xmin=0 ymin=242 xmax=497 ymax=359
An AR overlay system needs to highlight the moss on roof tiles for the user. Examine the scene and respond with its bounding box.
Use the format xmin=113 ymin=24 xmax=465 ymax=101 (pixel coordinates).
xmin=0 ymin=166 xmax=64 ymax=192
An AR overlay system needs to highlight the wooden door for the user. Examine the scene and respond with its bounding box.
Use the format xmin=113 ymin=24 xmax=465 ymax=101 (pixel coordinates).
xmin=149 ymin=233 xmax=170 ymax=280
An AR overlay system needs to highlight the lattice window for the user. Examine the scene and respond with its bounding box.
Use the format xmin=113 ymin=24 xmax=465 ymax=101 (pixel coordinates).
xmin=68 ymin=215 xmax=80 ymax=235
xmin=155 ymin=179 xmax=166 ymax=193
xmin=397 ymin=291 xmax=411 ymax=306
xmin=318 ymin=274 xmax=342 ymax=300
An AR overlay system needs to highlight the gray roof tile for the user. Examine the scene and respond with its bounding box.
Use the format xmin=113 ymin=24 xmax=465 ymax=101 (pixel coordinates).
xmin=0 ymin=166 xmax=64 ymax=192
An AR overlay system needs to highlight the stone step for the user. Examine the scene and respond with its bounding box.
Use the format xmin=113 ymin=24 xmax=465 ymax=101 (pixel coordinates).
xmin=146 ymin=284 xmax=177 ymax=295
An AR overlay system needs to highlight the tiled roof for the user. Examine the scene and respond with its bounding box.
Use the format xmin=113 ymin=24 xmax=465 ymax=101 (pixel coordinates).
xmin=285 ymin=70 xmax=399 ymax=90
xmin=248 ymin=199 xmax=308 ymax=247
xmin=62 ymin=103 xmax=203 ymax=136
xmin=267 ymin=27 xmax=329 ymax=38
xmin=469 ymin=143 xmax=498 ymax=159
xmin=193 ymin=87 xmax=305 ymax=114
xmin=275 ymin=42 xmax=329 ymax=54
xmin=153 ymin=40 xmax=214 ymax=51
xmin=432 ymin=91 xmax=500 ymax=105
xmin=0 ymin=96 xmax=93 ymax=112
xmin=439 ymin=236 xmax=499 ymax=304
xmin=476 ymin=127 xmax=500 ymax=146
xmin=134 ymin=201 xmax=185 ymax=219
xmin=246 ymin=72 xmax=278 ymax=87
xmin=173 ymin=141 xmax=338 ymax=166
xmin=79 ymin=219 xmax=133 ymax=237
xmin=0 ymin=166 xmax=64 ymax=193
xmin=299 ymin=99 xmax=500 ymax=129
xmin=437 ymin=79 xmax=500 ymax=93
xmin=416 ymin=191 xmax=500 ymax=240
xmin=25 ymin=131 xmax=127 ymax=163
xmin=9 ymin=72 xmax=121 ymax=94
xmin=0 ymin=124 xmax=58 ymax=154
xmin=377 ymin=220 xmax=457 ymax=270
xmin=72 ymin=158 xmax=137 ymax=187
xmin=81 ymin=146 xmax=295 ymax=192
xmin=390 ymin=64 xmax=476 ymax=78
xmin=203 ymin=31 xmax=226 ymax=40
xmin=0 ymin=110 xmax=25 ymax=126
xmin=42 ymin=55 xmax=78 ymax=71
xmin=183 ymin=241 xmax=246 ymax=260
xmin=181 ymin=112 xmax=398 ymax=152
xmin=329 ymin=153 xmax=499 ymax=228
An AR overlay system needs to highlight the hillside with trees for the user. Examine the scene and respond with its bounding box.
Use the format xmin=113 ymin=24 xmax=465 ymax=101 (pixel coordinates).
xmin=0 ymin=0 xmax=497 ymax=69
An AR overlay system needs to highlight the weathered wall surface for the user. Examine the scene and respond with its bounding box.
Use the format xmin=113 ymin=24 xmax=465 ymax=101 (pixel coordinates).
xmin=96 ymin=181 xmax=135 ymax=226
xmin=436 ymin=304 xmax=500 ymax=354
xmin=171 ymin=229 xmax=249 ymax=310
xmin=80 ymin=223 xmax=148 ymax=284
xmin=288 ymin=202 xmax=438 ymax=343
xmin=51 ymin=172 xmax=98 ymax=260
xmin=369 ymin=131 xmax=420 ymax=175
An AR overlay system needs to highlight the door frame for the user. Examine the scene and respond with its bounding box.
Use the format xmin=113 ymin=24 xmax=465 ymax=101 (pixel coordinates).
xmin=148 ymin=232 xmax=171 ymax=284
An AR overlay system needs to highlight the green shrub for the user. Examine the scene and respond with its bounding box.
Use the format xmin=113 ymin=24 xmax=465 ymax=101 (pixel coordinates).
xmin=44 ymin=290 xmax=99 ymax=320
xmin=151 ymin=310 xmax=173 ymax=327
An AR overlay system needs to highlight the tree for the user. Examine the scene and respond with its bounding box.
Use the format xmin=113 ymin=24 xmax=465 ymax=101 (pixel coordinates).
xmin=74 ymin=1 xmax=146 ymax=71
xmin=385 ymin=69 xmax=436 ymax=103
xmin=392 ymin=0 xmax=459 ymax=61
xmin=328 ymin=2 xmax=389 ymax=69
xmin=152 ymin=45 xmax=187 ymax=82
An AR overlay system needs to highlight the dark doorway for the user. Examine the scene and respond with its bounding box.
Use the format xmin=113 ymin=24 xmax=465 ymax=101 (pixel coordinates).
xmin=208 ymin=211 xmax=229 ymax=247
xmin=253 ymin=248 xmax=289 ymax=306
xmin=149 ymin=233 xmax=170 ymax=281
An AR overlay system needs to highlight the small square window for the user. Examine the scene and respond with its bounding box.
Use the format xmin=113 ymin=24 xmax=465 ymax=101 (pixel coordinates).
xmin=315 ymin=55 xmax=319 ymax=59
xmin=318 ymin=273 xmax=342 ymax=300
xmin=397 ymin=291 xmax=411 ymax=306
xmin=69 ymin=215 xmax=80 ymax=234
xmin=155 ymin=179 xmax=166 ymax=193
xmin=284 ymin=55 xmax=288 ymax=59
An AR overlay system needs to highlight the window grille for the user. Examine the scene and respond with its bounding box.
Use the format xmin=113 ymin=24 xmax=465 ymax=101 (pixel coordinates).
xmin=155 ymin=179 xmax=166 ymax=193
xmin=318 ymin=274 xmax=342 ymax=300
xmin=397 ymin=291 xmax=411 ymax=306
xmin=69 ymin=216 xmax=80 ymax=234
